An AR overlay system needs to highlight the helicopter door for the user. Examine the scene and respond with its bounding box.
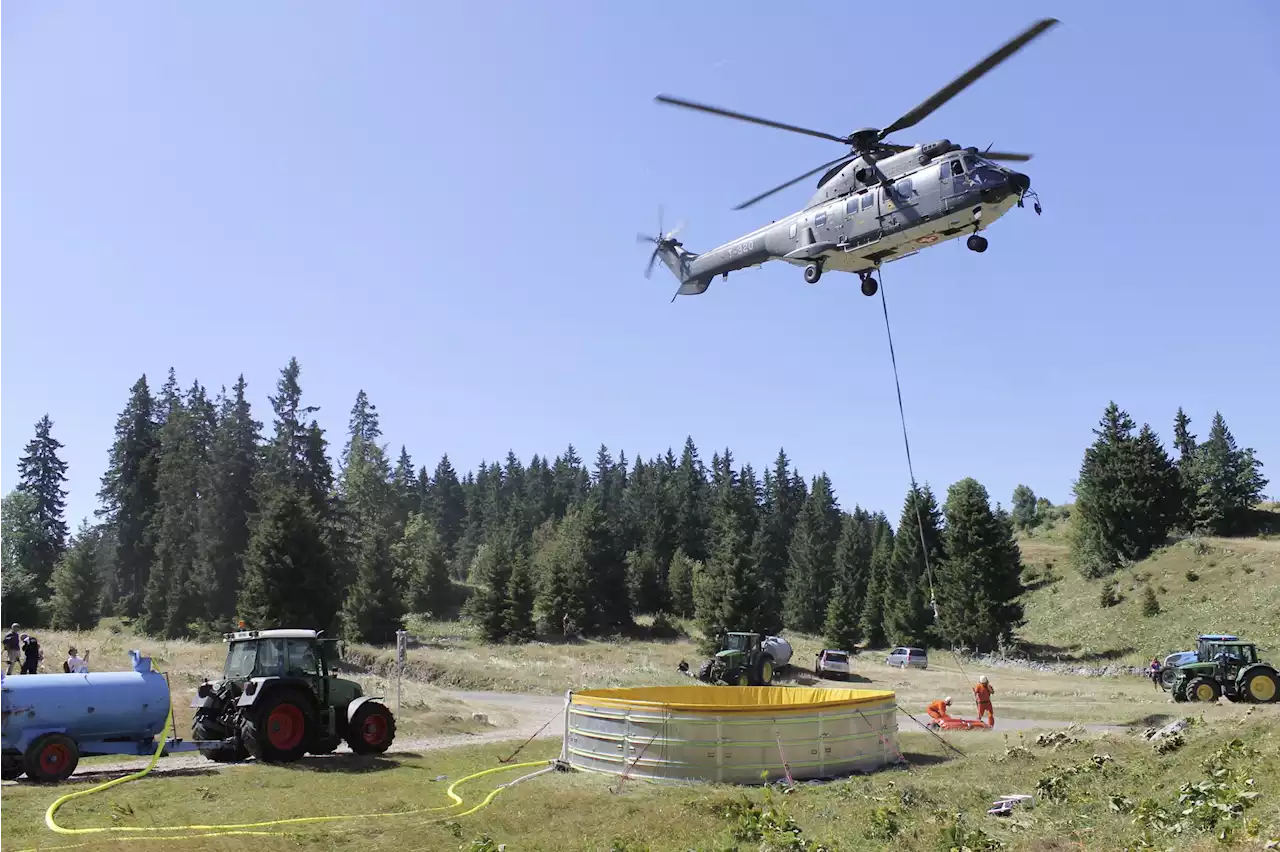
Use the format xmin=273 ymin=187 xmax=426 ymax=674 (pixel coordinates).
xmin=940 ymin=159 xmax=966 ymax=212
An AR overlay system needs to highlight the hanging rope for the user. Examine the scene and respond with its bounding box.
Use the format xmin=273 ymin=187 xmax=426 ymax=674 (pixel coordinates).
xmin=876 ymin=269 xmax=938 ymax=618
xmin=877 ymin=270 xmax=978 ymax=691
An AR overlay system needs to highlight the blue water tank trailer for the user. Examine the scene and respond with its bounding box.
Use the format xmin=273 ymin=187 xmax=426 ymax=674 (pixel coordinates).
xmin=2 ymin=650 xmax=229 ymax=783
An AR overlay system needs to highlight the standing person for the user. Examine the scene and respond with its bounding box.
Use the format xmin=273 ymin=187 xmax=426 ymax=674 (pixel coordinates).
xmin=21 ymin=634 xmax=44 ymax=674
xmin=66 ymin=647 xmax=91 ymax=674
xmin=974 ymin=675 xmax=996 ymax=726
xmin=1149 ymin=657 xmax=1163 ymax=690
xmin=3 ymin=624 xmax=20 ymax=675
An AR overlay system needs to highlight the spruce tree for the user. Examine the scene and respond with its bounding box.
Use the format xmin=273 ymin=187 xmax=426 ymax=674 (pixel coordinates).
xmin=431 ymin=455 xmax=467 ymax=561
xmin=626 ymin=548 xmax=666 ymax=615
xmin=933 ymin=478 xmax=1024 ymax=652
xmin=96 ymin=376 xmax=161 ymax=617
xmin=859 ymin=514 xmax=894 ymax=647
xmin=831 ymin=508 xmax=874 ymax=646
xmin=15 ymin=415 xmax=70 ymax=590
xmin=1172 ymin=407 xmax=1199 ymax=528
xmin=49 ymin=522 xmax=105 ymax=630
xmin=666 ymin=549 xmax=697 ymax=618
xmin=1010 ymin=485 xmax=1038 ymax=531
xmin=673 ymin=437 xmax=711 ymax=563
xmin=882 ymin=486 xmax=943 ymax=647
xmin=693 ymin=459 xmax=759 ymax=647
xmin=822 ymin=582 xmax=860 ymax=652
xmin=534 ymin=502 xmax=601 ymax=634
xmin=1192 ymin=412 xmax=1268 ymax=535
xmin=195 ymin=376 xmax=260 ymax=623
xmin=1 ymin=490 xmax=47 ymax=625
xmin=238 ymin=488 xmax=336 ymax=629
xmin=394 ymin=512 xmax=453 ymax=616
xmin=783 ymin=474 xmax=842 ymax=633
xmin=503 ymin=551 xmax=536 ymax=642
xmin=391 ymin=446 xmax=418 ymax=535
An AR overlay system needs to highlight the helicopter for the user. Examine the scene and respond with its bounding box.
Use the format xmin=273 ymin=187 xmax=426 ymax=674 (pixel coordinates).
xmin=640 ymin=17 xmax=1058 ymax=301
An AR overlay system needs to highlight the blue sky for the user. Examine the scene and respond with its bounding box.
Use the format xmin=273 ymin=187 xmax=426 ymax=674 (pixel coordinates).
xmin=4 ymin=1 xmax=1278 ymax=530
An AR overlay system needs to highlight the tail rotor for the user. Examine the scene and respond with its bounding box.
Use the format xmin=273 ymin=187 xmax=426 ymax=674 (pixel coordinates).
xmin=637 ymin=205 xmax=685 ymax=279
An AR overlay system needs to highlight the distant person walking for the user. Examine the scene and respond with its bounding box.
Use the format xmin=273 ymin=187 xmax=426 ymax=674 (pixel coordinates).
xmin=1149 ymin=658 xmax=1163 ymax=690
xmin=21 ymin=634 xmax=44 ymax=674
xmin=3 ymin=624 xmax=21 ymax=675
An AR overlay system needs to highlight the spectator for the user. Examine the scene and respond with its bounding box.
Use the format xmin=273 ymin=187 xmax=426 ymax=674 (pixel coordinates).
xmin=3 ymin=624 xmax=20 ymax=675
xmin=1149 ymin=657 xmax=1163 ymax=689
xmin=65 ymin=647 xmax=91 ymax=674
xmin=21 ymin=634 xmax=43 ymax=674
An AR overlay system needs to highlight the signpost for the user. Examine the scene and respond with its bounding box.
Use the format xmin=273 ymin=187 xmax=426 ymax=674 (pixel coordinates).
xmin=395 ymin=630 xmax=407 ymax=715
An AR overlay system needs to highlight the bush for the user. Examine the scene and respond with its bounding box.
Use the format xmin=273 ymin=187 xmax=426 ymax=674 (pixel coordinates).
xmin=1100 ymin=580 xmax=1121 ymax=608
xmin=1185 ymin=569 xmax=1200 ymax=582
xmin=1141 ymin=586 xmax=1160 ymax=617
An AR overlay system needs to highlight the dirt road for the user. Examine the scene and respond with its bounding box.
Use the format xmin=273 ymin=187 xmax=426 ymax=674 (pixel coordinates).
xmin=8 ymin=688 xmax=1125 ymax=785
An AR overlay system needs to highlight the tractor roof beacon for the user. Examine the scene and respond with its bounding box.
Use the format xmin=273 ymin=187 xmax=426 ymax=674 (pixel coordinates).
xmin=191 ymin=628 xmax=397 ymax=764
xmin=1171 ymin=640 xmax=1279 ymax=705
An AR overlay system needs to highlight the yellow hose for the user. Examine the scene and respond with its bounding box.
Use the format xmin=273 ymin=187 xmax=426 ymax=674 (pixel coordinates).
xmin=16 ymin=697 xmax=552 ymax=851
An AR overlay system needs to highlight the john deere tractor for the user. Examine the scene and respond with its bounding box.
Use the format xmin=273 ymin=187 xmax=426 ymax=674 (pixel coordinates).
xmin=1170 ymin=639 xmax=1279 ymax=705
xmin=696 ymin=632 xmax=778 ymax=686
xmin=192 ymin=628 xmax=396 ymax=764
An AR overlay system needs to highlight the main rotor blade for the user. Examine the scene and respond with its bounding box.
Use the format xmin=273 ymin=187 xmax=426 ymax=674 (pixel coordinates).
xmin=879 ymin=18 xmax=1059 ymax=138
xmin=655 ymin=94 xmax=849 ymax=145
xmin=981 ymin=150 xmax=1033 ymax=162
xmin=733 ymin=154 xmax=856 ymax=211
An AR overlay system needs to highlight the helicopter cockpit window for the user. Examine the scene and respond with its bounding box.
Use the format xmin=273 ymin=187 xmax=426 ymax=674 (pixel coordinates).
xmin=949 ymin=159 xmax=964 ymax=177
xmin=962 ymin=155 xmax=981 ymax=173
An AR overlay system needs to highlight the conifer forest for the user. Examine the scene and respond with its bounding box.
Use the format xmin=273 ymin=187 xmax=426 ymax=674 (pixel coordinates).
xmin=2 ymin=358 xmax=1268 ymax=654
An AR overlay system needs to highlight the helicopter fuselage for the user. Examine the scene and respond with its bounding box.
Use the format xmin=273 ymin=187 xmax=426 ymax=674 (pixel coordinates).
xmin=659 ymin=143 xmax=1034 ymax=298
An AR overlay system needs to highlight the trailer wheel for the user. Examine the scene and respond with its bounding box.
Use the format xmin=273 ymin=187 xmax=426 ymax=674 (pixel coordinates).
xmin=242 ymin=687 xmax=314 ymax=763
xmin=24 ymin=733 xmax=79 ymax=783
xmin=347 ymin=701 xmax=396 ymax=755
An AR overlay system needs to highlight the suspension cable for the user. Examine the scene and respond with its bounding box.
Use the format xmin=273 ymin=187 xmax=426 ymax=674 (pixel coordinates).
xmin=876 ymin=269 xmax=938 ymax=618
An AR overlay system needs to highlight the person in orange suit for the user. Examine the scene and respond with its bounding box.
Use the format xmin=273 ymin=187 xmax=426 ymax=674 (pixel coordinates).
xmin=974 ymin=675 xmax=995 ymax=726
xmin=926 ymin=696 xmax=953 ymax=726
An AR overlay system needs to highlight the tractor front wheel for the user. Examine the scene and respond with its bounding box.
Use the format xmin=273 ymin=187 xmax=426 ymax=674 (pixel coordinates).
xmin=1241 ymin=668 xmax=1279 ymax=704
xmin=1187 ymin=676 xmax=1222 ymax=703
xmin=242 ymin=688 xmax=314 ymax=763
xmin=697 ymin=659 xmax=715 ymax=683
xmin=348 ymin=701 xmax=397 ymax=755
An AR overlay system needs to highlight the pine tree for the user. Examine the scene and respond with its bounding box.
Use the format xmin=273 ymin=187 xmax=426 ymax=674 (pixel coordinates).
xmin=859 ymin=514 xmax=894 ymax=647
xmin=1010 ymin=485 xmax=1038 ymax=531
xmin=49 ymin=522 xmax=105 ymax=630
xmin=933 ymin=478 xmax=1025 ymax=652
xmin=1191 ymin=412 xmax=1269 ymax=535
xmin=1172 ymin=407 xmax=1199 ymax=528
xmin=830 ymin=509 xmax=874 ymax=646
xmin=626 ymin=548 xmax=666 ymax=615
xmin=882 ymin=486 xmax=942 ymax=647
xmin=783 ymin=474 xmax=842 ymax=632
xmin=341 ymin=526 xmax=402 ymax=643
xmin=142 ymin=377 xmax=213 ymax=637
xmin=96 ymin=376 xmax=161 ymax=617
xmin=391 ymin=446 xmax=418 ymax=535
xmin=673 ymin=437 xmax=711 ymax=563
xmin=394 ymin=512 xmax=453 ymax=617
xmin=432 ymin=455 xmax=467 ymax=561
xmin=195 ymin=376 xmax=261 ymax=624
xmin=534 ymin=502 xmax=602 ymax=634
xmin=470 ymin=523 xmax=525 ymax=641
xmin=15 ymin=414 xmax=70 ymax=591
xmin=693 ymin=458 xmax=759 ymax=648
xmin=666 ymin=549 xmax=697 ymax=618
xmin=238 ymin=488 xmax=336 ymax=629
xmin=503 ymin=552 xmax=536 ymax=642
xmin=1070 ymin=402 xmax=1180 ymax=577
xmin=1 ymin=490 xmax=47 ymax=625
xmin=822 ymin=582 xmax=860 ymax=652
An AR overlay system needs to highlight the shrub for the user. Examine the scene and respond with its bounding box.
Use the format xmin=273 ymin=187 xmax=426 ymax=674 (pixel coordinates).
xmin=1185 ymin=569 xmax=1200 ymax=582
xmin=1142 ymin=586 xmax=1161 ymax=617
xmin=1100 ymin=581 xmax=1121 ymax=609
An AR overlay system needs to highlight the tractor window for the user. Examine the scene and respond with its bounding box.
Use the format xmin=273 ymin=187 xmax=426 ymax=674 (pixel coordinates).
xmin=286 ymin=639 xmax=319 ymax=677
xmin=815 ymin=211 xmax=827 ymax=227
xmin=225 ymin=642 xmax=257 ymax=679
xmin=319 ymin=641 xmax=341 ymax=673
xmin=255 ymin=639 xmax=286 ymax=677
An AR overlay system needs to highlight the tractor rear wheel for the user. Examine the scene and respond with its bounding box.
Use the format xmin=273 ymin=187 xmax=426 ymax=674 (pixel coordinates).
xmin=23 ymin=733 xmax=79 ymax=783
xmin=1241 ymin=668 xmax=1279 ymax=703
xmin=758 ymin=656 xmax=775 ymax=686
xmin=242 ymin=688 xmax=314 ymax=763
xmin=1187 ymin=676 xmax=1222 ymax=703
xmin=348 ymin=701 xmax=397 ymax=755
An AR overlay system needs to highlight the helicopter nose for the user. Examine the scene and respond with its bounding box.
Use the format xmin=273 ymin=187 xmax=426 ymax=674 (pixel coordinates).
xmin=1009 ymin=172 xmax=1031 ymax=193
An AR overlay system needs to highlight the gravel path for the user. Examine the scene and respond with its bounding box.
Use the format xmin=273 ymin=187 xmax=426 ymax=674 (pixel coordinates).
xmin=4 ymin=688 xmax=1125 ymax=784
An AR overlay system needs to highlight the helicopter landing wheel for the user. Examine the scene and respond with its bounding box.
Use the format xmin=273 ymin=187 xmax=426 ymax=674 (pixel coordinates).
xmin=966 ymin=235 xmax=988 ymax=253
xmin=803 ymin=262 xmax=823 ymax=284
xmin=859 ymin=274 xmax=878 ymax=297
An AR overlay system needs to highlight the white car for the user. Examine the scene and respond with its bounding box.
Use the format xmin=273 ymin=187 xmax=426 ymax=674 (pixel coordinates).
xmin=815 ymin=649 xmax=853 ymax=680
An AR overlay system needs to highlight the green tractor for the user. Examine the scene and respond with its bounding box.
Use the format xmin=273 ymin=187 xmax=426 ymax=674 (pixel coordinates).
xmin=192 ymin=628 xmax=396 ymax=763
xmin=695 ymin=632 xmax=786 ymax=686
xmin=1170 ymin=639 xmax=1279 ymax=705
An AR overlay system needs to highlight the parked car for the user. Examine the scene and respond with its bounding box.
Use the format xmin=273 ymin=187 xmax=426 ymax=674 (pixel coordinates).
xmin=815 ymin=649 xmax=852 ymax=680
xmin=886 ymin=647 xmax=928 ymax=670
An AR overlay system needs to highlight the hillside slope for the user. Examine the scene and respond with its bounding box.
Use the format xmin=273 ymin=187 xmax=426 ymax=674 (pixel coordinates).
xmin=1014 ymin=512 xmax=1280 ymax=667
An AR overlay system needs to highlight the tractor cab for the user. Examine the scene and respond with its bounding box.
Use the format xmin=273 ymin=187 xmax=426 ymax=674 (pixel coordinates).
xmin=717 ymin=632 xmax=762 ymax=661
xmin=1195 ymin=633 xmax=1240 ymax=661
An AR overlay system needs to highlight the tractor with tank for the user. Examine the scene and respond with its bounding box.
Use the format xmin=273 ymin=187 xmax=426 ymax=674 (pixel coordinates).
xmin=695 ymin=632 xmax=792 ymax=686
xmin=1170 ymin=639 xmax=1279 ymax=705
xmin=191 ymin=628 xmax=396 ymax=763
